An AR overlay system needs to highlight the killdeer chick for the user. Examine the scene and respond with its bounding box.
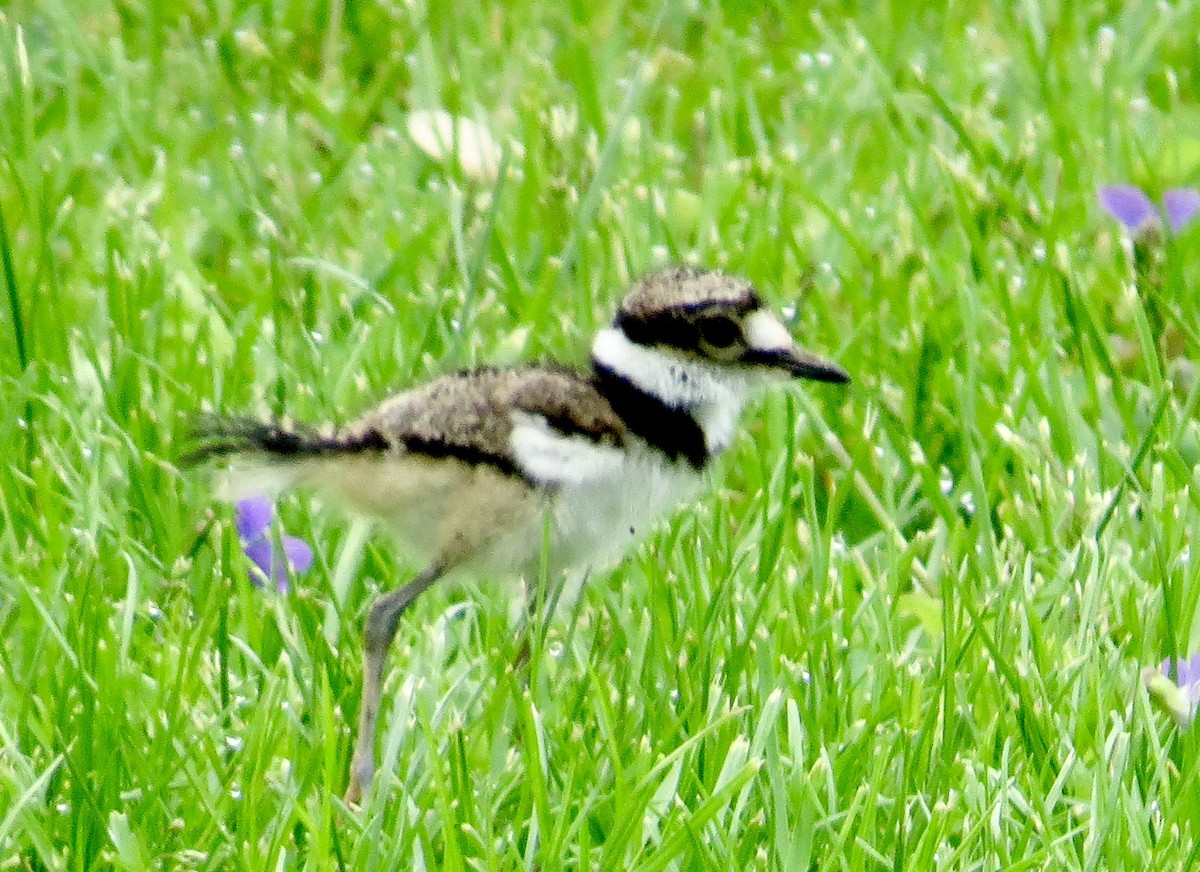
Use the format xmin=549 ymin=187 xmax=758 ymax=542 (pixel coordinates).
xmin=189 ymin=265 xmax=848 ymax=804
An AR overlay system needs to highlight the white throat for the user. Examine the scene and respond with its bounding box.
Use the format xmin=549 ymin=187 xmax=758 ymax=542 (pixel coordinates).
xmin=591 ymin=327 xmax=757 ymax=454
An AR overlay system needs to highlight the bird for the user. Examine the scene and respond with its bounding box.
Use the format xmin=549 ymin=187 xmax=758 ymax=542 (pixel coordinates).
xmin=187 ymin=265 xmax=849 ymax=805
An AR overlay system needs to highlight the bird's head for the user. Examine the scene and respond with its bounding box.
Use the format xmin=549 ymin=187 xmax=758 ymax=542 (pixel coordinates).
xmin=607 ymin=265 xmax=850 ymax=385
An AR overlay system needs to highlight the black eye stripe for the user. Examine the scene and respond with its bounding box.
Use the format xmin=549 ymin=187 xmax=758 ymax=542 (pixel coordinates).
xmin=615 ymin=309 xmax=700 ymax=349
xmin=616 ymin=304 xmax=756 ymax=352
xmin=697 ymin=315 xmax=742 ymax=348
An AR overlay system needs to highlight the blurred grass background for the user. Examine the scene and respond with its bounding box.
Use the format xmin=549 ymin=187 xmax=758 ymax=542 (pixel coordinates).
xmin=3 ymin=0 xmax=1200 ymax=868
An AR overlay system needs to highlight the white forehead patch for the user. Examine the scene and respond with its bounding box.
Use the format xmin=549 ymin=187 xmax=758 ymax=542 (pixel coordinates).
xmin=744 ymin=310 xmax=794 ymax=351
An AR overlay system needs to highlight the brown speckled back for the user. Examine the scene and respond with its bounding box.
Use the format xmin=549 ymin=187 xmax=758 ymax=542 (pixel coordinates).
xmin=353 ymin=366 xmax=627 ymax=475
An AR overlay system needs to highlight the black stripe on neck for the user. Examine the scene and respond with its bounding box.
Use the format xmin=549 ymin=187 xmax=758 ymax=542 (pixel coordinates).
xmin=592 ymin=362 xmax=710 ymax=470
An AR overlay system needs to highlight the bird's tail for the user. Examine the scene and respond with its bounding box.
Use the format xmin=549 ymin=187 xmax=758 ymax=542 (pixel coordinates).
xmin=182 ymin=415 xmax=383 ymax=501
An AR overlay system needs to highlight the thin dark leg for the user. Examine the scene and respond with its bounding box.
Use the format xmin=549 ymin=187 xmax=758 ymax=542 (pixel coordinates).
xmin=345 ymin=561 xmax=442 ymax=805
xmin=511 ymin=569 xmax=572 ymax=671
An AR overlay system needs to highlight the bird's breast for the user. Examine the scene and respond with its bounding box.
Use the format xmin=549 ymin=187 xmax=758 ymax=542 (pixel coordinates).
xmin=544 ymin=447 xmax=704 ymax=572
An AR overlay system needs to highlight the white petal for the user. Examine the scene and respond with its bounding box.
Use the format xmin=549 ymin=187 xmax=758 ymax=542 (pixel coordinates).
xmin=407 ymin=109 xmax=503 ymax=182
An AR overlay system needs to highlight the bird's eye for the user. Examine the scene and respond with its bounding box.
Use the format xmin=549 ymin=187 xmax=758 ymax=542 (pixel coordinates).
xmin=698 ymin=315 xmax=741 ymax=349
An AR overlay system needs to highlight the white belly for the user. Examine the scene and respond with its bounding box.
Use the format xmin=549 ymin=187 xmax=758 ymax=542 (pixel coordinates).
xmin=299 ymin=425 xmax=705 ymax=579
xmin=545 ymin=447 xmax=703 ymax=572
xmin=509 ymin=414 xmax=706 ymax=573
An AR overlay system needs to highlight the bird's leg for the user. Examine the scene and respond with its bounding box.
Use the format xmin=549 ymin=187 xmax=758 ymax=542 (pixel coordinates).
xmin=345 ymin=561 xmax=443 ymax=806
xmin=512 ymin=569 xmax=571 ymax=672
xmin=510 ymin=593 xmax=538 ymax=673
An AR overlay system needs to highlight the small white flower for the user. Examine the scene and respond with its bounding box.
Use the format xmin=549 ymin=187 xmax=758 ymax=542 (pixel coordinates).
xmin=407 ymin=110 xmax=504 ymax=182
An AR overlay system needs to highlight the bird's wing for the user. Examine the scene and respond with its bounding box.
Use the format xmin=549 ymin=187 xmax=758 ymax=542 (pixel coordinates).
xmin=356 ymin=366 xmax=629 ymax=485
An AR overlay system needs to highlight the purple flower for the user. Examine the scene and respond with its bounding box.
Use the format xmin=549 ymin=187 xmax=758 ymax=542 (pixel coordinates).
xmin=234 ymin=496 xmax=314 ymax=592
xmin=1163 ymin=189 xmax=1200 ymax=234
xmin=1099 ymin=184 xmax=1200 ymax=235
xmin=1142 ymin=651 xmax=1200 ymax=726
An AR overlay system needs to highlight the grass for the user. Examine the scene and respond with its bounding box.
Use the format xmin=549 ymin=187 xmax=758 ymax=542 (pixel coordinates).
xmin=2 ymin=0 xmax=1200 ymax=868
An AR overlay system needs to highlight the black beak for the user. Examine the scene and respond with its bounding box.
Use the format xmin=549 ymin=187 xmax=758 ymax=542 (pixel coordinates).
xmin=742 ymin=347 xmax=850 ymax=383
